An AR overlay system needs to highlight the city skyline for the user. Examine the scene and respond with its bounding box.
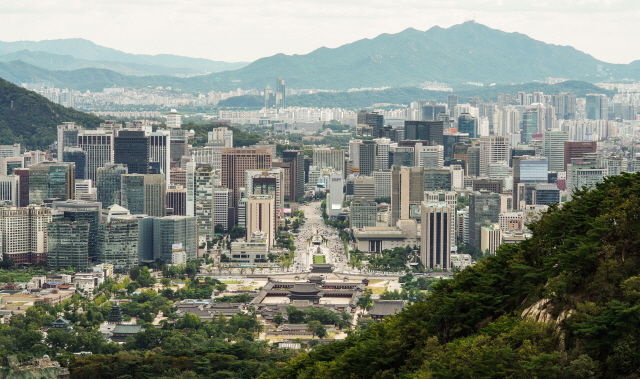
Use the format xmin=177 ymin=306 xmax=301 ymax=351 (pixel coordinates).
xmin=1 ymin=0 xmax=640 ymax=64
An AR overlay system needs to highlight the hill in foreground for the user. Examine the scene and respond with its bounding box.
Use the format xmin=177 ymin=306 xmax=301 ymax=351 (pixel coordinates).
xmin=0 ymin=77 xmax=103 ymax=150
xmin=263 ymin=172 xmax=640 ymax=379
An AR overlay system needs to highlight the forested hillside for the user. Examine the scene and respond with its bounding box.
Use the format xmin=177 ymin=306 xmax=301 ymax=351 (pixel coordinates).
xmin=264 ymin=172 xmax=640 ymax=378
xmin=0 ymin=78 xmax=102 ymax=149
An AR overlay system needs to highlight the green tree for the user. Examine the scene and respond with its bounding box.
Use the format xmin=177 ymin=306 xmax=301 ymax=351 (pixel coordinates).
xmin=129 ymin=266 xmax=141 ymax=281
xmin=273 ymin=312 xmax=284 ymax=330
xmin=306 ymin=320 xmax=323 ymax=339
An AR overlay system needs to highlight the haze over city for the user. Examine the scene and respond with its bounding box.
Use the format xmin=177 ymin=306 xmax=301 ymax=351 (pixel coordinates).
xmin=0 ymin=0 xmax=639 ymax=63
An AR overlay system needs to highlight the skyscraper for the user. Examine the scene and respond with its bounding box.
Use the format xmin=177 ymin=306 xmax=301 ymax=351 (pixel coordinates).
xmin=52 ymin=200 xmax=102 ymax=262
xmin=421 ymin=201 xmax=454 ymax=270
xmin=313 ymin=147 xmax=346 ymax=173
xmin=166 ymin=109 xmax=182 ymax=129
xmin=391 ymin=165 xmax=424 ymax=226
xmin=114 ymin=129 xmax=149 ymax=175
xmin=97 ymin=219 xmax=139 ymax=272
xmin=275 ymin=77 xmax=286 ymax=108
xmin=282 ymin=150 xmax=304 ymax=202
xmin=246 ymin=194 xmax=276 ymax=248
xmin=48 ymin=219 xmax=90 ymax=269
xmin=358 ymin=141 xmax=378 ymax=176
xmin=404 ymin=121 xmax=445 ymax=145
xmin=28 ymin=161 xmax=75 ymax=204
xmin=96 ymin=163 xmax=128 ymax=208
xmin=469 ymin=190 xmax=501 ymax=248
xmin=0 ymin=205 xmax=51 ymax=265
xmin=447 ymin=94 xmax=458 ymax=118
xmin=121 ymin=174 xmax=145 ymax=215
xmin=585 ymin=94 xmax=608 ymax=120
xmin=195 ymin=168 xmax=213 ymax=239
xmin=57 ymin=122 xmax=83 ymax=161
xmin=564 ymin=141 xmax=597 ymax=171
xmin=63 ymin=147 xmax=86 ymax=180
xmin=479 ymin=136 xmax=509 ymax=177
xmin=144 ymin=174 xmax=166 ymax=217
xmin=152 ymin=216 xmax=198 ymax=262
xmin=221 ymin=148 xmax=272 ymax=219
xmin=148 ymin=131 xmax=171 ymax=187
xmin=543 ymin=131 xmax=569 ymax=172
xmin=77 ymin=130 xmax=114 ymax=182
xmin=458 ymin=113 xmax=477 ymax=138
xmin=521 ymin=109 xmax=538 ymax=143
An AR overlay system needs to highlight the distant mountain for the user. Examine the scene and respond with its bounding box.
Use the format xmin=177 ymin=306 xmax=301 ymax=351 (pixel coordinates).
xmin=0 ymin=38 xmax=248 ymax=75
xmin=210 ymin=21 xmax=640 ymax=90
xmin=0 ymin=77 xmax=103 ymax=150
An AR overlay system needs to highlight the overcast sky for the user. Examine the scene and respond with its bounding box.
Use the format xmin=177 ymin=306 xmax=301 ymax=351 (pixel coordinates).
xmin=1 ymin=0 xmax=638 ymax=64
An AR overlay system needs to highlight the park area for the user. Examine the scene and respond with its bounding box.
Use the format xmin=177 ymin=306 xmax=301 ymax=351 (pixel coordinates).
xmin=313 ymin=255 xmax=326 ymax=264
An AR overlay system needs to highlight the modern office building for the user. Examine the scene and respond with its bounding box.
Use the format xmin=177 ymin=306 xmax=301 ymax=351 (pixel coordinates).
xmin=458 ymin=113 xmax=477 ymax=138
xmin=472 ymin=179 xmax=504 ymax=194
xmin=373 ymin=170 xmax=392 ymax=198
xmin=148 ymin=131 xmax=171 ymax=186
xmin=52 ymin=200 xmax=102 ymax=261
xmin=313 ymin=147 xmax=345 ymax=173
xmin=533 ymin=183 xmax=560 ymax=205
xmin=195 ymin=168 xmax=213 ymax=239
xmin=152 ymin=216 xmax=198 ymax=262
xmin=374 ymin=138 xmax=392 ymax=171
xmin=469 ymin=190 xmax=502 ymax=248
xmin=28 ymin=161 xmax=75 ymax=204
xmin=350 ymin=200 xmax=377 ymax=229
xmin=479 ymin=136 xmax=509 ymax=177
xmin=0 ymin=205 xmax=51 ymax=265
xmin=166 ymin=186 xmax=187 ymax=216
xmin=57 ymin=122 xmax=83 ymax=161
xmin=417 ymin=145 xmax=444 ymax=169
xmin=510 ymin=146 xmax=537 ymax=167
xmin=480 ymin=224 xmax=502 ymax=255
xmin=522 ymin=109 xmax=538 ymax=143
xmin=246 ymin=194 xmax=276 ymax=248
xmin=389 ymin=146 xmax=415 ymax=167
xmin=424 ymin=169 xmax=452 ymax=191
xmin=208 ymin=127 xmax=233 ymax=148
xmin=114 ymin=129 xmax=149 ymax=175
xmin=358 ymin=141 xmax=378 ymax=176
xmin=282 ymin=150 xmax=304 ymax=202
xmin=447 ymin=94 xmax=458 ymax=117
xmin=120 ymin=174 xmax=145 ymax=215
xmin=245 ymin=168 xmax=284 ymax=213
xmin=0 ymin=175 xmax=18 ymax=206
xmin=391 ymin=165 xmax=424 ymax=226
xmin=47 ymin=219 xmax=90 ymax=270
xmin=566 ymin=158 xmax=608 ymax=196
xmin=585 ymin=94 xmax=608 ymax=120
xmin=275 ymin=77 xmax=286 ymax=108
xmin=221 ymin=148 xmax=272 ymax=219
xmin=166 ymin=109 xmax=181 ymax=129
xmin=14 ymin=169 xmax=29 ymax=207
xmin=96 ymin=163 xmax=128 ymax=208
xmin=327 ymin=172 xmax=344 ymax=217
xmin=0 ymin=144 xmax=21 ymax=158
xmin=0 ymin=156 xmax=24 ymax=176
xmin=213 ymin=187 xmax=233 ymax=232
xmin=97 ymin=219 xmax=139 ymax=272
xmin=543 ymin=131 xmax=569 ymax=172
xmin=63 ymin=147 xmax=86 ymax=180
xmin=144 ymin=174 xmax=166 ymax=217
xmin=564 ymin=141 xmax=597 ymax=171
xmin=77 ymin=130 xmax=114 ymax=182
xmin=351 ymin=176 xmax=376 ymax=201
xmin=404 ymin=121 xmax=445 ymax=145
xmin=467 ymin=146 xmax=481 ymax=177
xmin=420 ymin=201 xmax=453 ymax=270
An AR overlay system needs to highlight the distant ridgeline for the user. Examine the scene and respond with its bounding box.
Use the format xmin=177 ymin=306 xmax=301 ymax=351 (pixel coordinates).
xmin=263 ymin=172 xmax=640 ymax=378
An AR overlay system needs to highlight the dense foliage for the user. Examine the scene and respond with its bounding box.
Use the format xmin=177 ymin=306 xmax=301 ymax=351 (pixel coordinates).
xmin=263 ymin=172 xmax=640 ymax=378
xmin=0 ymin=77 xmax=103 ymax=149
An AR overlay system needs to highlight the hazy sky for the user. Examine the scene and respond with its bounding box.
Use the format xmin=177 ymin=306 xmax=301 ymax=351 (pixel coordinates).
xmin=1 ymin=0 xmax=639 ymax=64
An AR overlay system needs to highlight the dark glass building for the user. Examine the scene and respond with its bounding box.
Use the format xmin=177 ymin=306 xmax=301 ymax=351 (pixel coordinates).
xmin=63 ymin=148 xmax=87 ymax=180
xmin=114 ymin=130 xmax=149 ymax=175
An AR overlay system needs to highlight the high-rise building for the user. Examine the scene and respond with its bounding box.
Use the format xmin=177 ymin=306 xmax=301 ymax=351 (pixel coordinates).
xmin=467 ymin=146 xmax=481 ymax=177
xmin=114 ymin=129 xmax=149 ymax=175
xmin=479 ymin=136 xmax=509 ymax=177
xmin=186 ymin=162 xmax=196 ymax=217
xmin=144 ymin=174 xmax=166 ymax=217
xmin=373 ymin=170 xmax=392 ymax=198
xmin=0 ymin=175 xmax=18 ymax=206
xmin=213 ymin=187 xmax=233 ymax=232
xmin=195 ymin=168 xmax=214 ymax=239
xmin=327 ymin=173 xmax=344 ymax=217
xmin=351 ymin=176 xmax=376 ymax=201
xmin=57 ymin=122 xmax=83 ymax=161
xmin=313 ymin=147 xmax=345 ymax=173
xmin=585 ymin=94 xmax=608 ymax=120
xmin=48 ymin=218 xmax=90 ymax=269
xmin=14 ymin=169 xmax=29 ymax=207
xmin=424 ymin=169 xmax=452 ymax=191
xmin=404 ymin=121 xmax=444 ymax=145
xmin=510 ymin=146 xmax=537 ymax=167
xmin=96 ymin=163 xmax=127 ymax=208
xmin=275 ymin=77 xmax=286 ymax=108
xmin=417 ymin=145 xmax=444 ymax=169
xmin=166 ymin=109 xmax=182 ymax=129
xmin=97 ymin=219 xmax=139 ymax=272
xmin=28 ymin=161 xmax=75 ymax=204
xmin=246 ymin=169 xmax=284 ymax=213
xmin=564 ymin=141 xmax=597 ymax=171
xmin=533 ymin=183 xmax=560 ymax=205
xmin=458 ymin=114 xmax=477 ymax=138
xmin=350 ymin=200 xmax=377 ymax=229
xmin=0 ymin=144 xmax=21 ymax=158
xmin=282 ymin=150 xmax=304 ymax=202
xmin=0 ymin=156 xmax=24 ymax=176
xmin=63 ymin=147 xmax=86 ymax=180
xmin=358 ymin=141 xmax=378 ymax=176
xmin=77 ymin=130 xmax=114 ymax=182
xmin=166 ymin=186 xmax=187 ymax=216
xmin=420 ymin=201 xmax=453 ymax=270
xmin=391 ymin=166 xmax=424 ymax=226
xmin=52 ymin=200 xmax=102 ymax=261
xmin=221 ymin=148 xmax=272 ymax=219
xmin=447 ymin=95 xmax=458 ymax=117
xmin=566 ymin=158 xmax=607 ymax=196
xmin=512 ymin=156 xmax=548 ymax=209
xmin=152 ymin=216 xmax=198 ymax=262
xmin=543 ymin=131 xmax=569 ymax=172
xmin=0 ymin=205 xmax=51 ymax=265
xmin=389 ymin=146 xmax=414 ymax=167
xmin=148 ymin=131 xmax=171 ymax=186
xmin=469 ymin=190 xmax=501 ymax=248
xmin=522 ymin=109 xmax=538 ymax=143
xmin=246 ymin=194 xmax=275 ymax=248
xmin=121 ymin=174 xmax=146 ymax=215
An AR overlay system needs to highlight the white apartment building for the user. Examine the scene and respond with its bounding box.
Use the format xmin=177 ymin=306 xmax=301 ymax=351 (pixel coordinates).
xmin=208 ymin=127 xmax=233 ymax=148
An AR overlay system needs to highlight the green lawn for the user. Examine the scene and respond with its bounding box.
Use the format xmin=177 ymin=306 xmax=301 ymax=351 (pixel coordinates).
xmin=313 ymin=255 xmax=326 ymax=264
